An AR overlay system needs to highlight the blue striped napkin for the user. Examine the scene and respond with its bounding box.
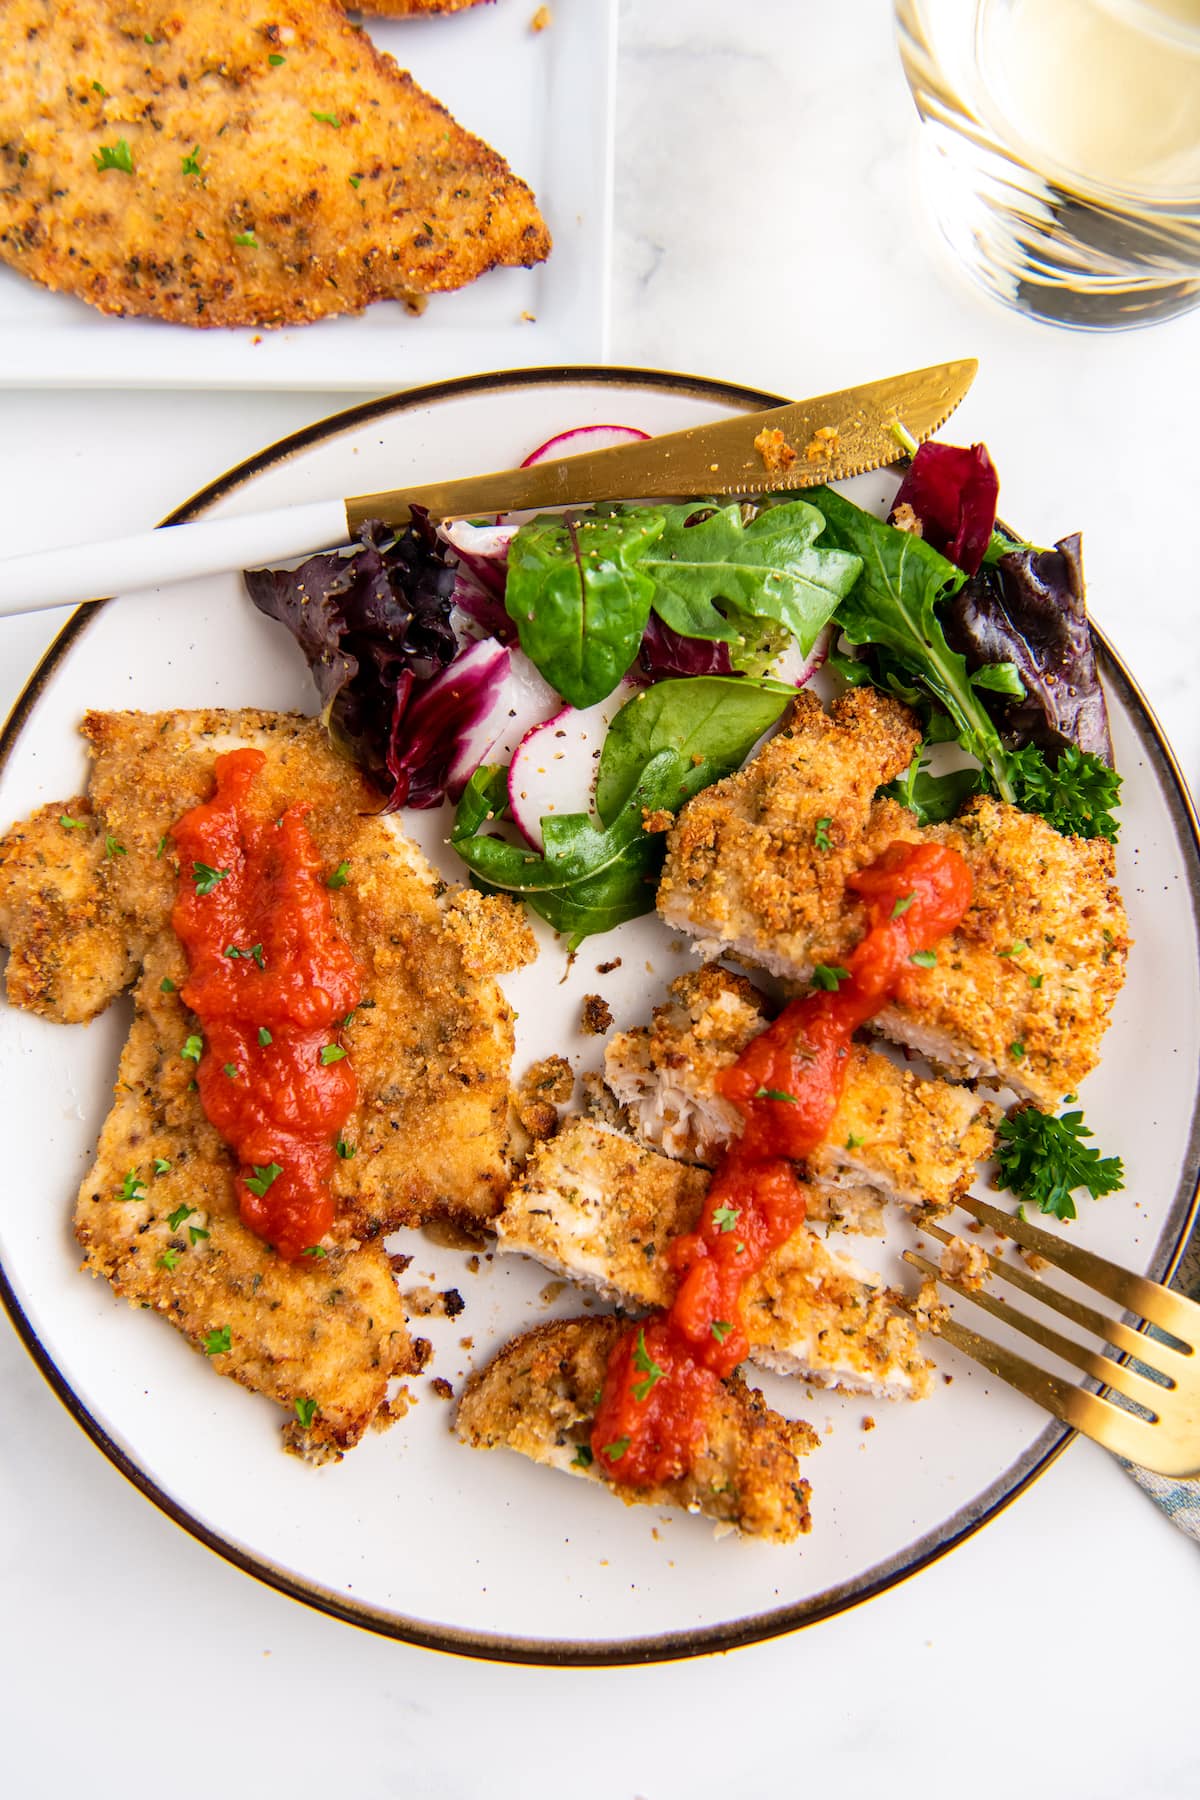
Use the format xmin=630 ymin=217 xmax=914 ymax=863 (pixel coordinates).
xmin=1120 ymin=1239 xmax=1200 ymax=1542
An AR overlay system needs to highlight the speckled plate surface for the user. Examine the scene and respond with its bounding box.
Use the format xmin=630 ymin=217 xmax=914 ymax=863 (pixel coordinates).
xmin=1 ymin=369 xmax=1197 ymax=1663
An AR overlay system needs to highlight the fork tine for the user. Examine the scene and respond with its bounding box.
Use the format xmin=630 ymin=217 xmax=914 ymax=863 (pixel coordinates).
xmin=930 ymin=1311 xmax=1200 ymax=1473
xmin=916 ymin=1221 xmax=1194 ymax=1379
xmin=954 ymin=1193 xmax=1199 ymax=1343
xmin=904 ymin=1249 xmax=1172 ymax=1417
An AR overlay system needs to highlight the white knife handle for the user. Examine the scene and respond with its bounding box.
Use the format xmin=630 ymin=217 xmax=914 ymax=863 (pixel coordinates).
xmin=0 ymin=498 xmax=351 ymax=618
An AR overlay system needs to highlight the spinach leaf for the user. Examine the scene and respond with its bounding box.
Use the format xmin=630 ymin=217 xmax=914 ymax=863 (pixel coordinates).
xmin=594 ymin=677 xmax=790 ymax=823
xmin=451 ymin=750 xmax=688 ymax=947
xmin=804 ymin=486 xmax=1016 ymax=802
xmin=642 ymin=501 xmax=861 ymax=653
xmin=504 ymin=511 xmax=664 ymax=709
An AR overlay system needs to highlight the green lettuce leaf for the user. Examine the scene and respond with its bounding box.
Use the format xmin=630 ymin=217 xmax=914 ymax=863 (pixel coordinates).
xmin=594 ymin=676 xmax=791 ymax=822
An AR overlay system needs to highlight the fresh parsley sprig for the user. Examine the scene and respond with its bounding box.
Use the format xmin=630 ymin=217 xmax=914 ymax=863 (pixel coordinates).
xmin=994 ymin=1105 xmax=1124 ymax=1222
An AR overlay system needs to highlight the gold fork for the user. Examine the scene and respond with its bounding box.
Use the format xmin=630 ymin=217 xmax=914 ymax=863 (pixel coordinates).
xmin=904 ymin=1193 xmax=1200 ymax=1477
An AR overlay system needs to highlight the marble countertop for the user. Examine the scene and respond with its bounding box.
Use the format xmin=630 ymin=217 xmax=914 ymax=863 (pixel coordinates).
xmin=1 ymin=2 xmax=1197 ymax=1795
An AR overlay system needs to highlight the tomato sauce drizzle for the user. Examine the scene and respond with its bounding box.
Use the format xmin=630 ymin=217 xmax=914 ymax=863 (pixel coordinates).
xmin=591 ymin=839 xmax=973 ymax=1487
xmin=171 ymin=749 xmax=360 ymax=1261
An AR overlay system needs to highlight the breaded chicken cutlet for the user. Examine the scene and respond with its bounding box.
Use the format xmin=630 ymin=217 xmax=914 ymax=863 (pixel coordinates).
xmin=456 ymin=1316 xmax=818 ymax=1543
xmin=603 ymin=965 xmax=998 ymax=1230
xmin=0 ymin=0 xmax=549 ymax=329
xmin=657 ymin=688 xmax=1129 ymax=1109
xmin=0 ymin=709 xmax=536 ymax=1453
xmin=496 ymin=1119 xmax=934 ymax=1400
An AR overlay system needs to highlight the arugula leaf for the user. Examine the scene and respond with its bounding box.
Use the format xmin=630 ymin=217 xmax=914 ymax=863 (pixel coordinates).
xmin=504 ymin=511 xmax=664 ymax=708
xmin=884 ymin=752 xmax=983 ymax=825
xmin=452 ymin=751 xmax=688 ymax=947
xmin=805 ymin=487 xmax=1015 ymax=801
xmin=995 ymin=1105 xmax=1124 ymax=1221
xmin=594 ymin=677 xmax=789 ymax=823
xmin=640 ymin=500 xmax=861 ymax=653
xmin=1007 ymin=744 xmax=1122 ymax=843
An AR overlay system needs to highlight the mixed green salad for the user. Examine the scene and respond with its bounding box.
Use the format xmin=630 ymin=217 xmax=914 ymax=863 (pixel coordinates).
xmin=244 ymin=431 xmax=1124 ymax=1219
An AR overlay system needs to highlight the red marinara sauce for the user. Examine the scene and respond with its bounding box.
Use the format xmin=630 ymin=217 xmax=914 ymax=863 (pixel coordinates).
xmin=170 ymin=749 xmax=360 ymax=1261
xmin=591 ymin=839 xmax=973 ymax=1486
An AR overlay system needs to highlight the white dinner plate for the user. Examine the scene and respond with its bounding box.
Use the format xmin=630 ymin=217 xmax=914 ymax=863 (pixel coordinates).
xmin=0 ymin=4 xmax=614 ymax=389
xmin=1 ymin=368 xmax=1197 ymax=1664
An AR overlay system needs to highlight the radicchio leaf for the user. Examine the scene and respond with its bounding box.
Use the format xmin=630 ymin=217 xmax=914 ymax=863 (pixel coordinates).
xmin=890 ymin=440 xmax=999 ymax=577
xmin=942 ymin=535 xmax=1113 ymax=765
xmin=244 ymin=518 xmax=459 ymax=807
xmin=632 ymin=611 xmax=734 ymax=682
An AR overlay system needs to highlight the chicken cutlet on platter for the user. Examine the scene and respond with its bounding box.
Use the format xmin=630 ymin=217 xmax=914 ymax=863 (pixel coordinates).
xmin=3 ymin=380 xmax=1194 ymax=1650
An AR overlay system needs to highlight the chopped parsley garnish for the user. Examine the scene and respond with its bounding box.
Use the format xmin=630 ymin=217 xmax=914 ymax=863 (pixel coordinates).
xmin=153 ymin=1157 xmax=172 ymax=1176
xmin=712 ymin=1204 xmax=741 ymax=1233
xmin=845 ymin=1132 xmax=864 ymax=1149
xmin=258 ymin=1026 xmax=273 ymax=1047
xmin=811 ymin=963 xmax=850 ymax=991
xmin=91 ymin=81 xmax=107 ymax=96
xmin=225 ymin=942 xmax=265 ymax=968
xmin=269 ymin=52 xmax=287 ymax=65
xmin=93 ymin=139 xmax=133 ymax=174
xmin=327 ymin=860 xmax=351 ymax=889
xmin=631 ymin=1328 xmax=664 ymax=1402
xmin=203 ymin=1326 xmax=231 ymax=1356
xmin=571 ymin=1444 xmax=594 ymax=1468
xmin=59 ymin=814 xmax=84 ymax=829
xmin=294 ymin=1397 xmax=318 ymax=1428
xmin=302 ymin=1245 xmax=327 ymax=1258
xmin=167 ymin=1202 xmax=192 ymax=1231
xmin=143 ymin=32 xmax=155 ymax=43
xmin=755 ymin=1086 xmax=798 ymax=1105
xmin=998 ymin=941 xmax=1028 ymax=958
xmin=311 ymin=111 xmax=340 ymax=127
xmin=188 ymin=1225 xmax=209 ymax=1245
xmin=181 ymin=1033 xmax=203 ymax=1062
xmin=814 ymin=817 xmax=833 ymax=852
xmin=160 ymin=976 xmax=176 ymax=992
xmin=244 ymin=1162 xmax=283 ymax=1198
xmin=157 ymin=1249 xmax=180 ymax=1271
xmin=192 ymin=861 xmax=228 ymax=895
xmin=1009 ymin=1041 xmax=1025 ymax=1060
xmin=233 ymin=230 xmax=258 ymax=247
xmin=890 ymin=892 xmax=916 ymax=919
xmin=222 ymin=1061 xmax=238 ymax=1079
xmin=104 ymin=834 xmax=126 ymax=859
xmin=602 ymin=1437 xmax=631 ymax=1461
xmin=320 ymin=1044 xmax=347 ymax=1065
xmin=994 ymin=1106 xmax=1125 ymax=1223
xmin=335 ymin=1137 xmax=356 ymax=1160
xmin=710 ymin=1320 xmax=733 ymax=1344
xmin=156 ymin=835 xmax=167 ymax=858
xmin=348 ymin=175 xmax=361 ymax=189
xmin=1029 ymin=973 xmax=1044 ymax=989
xmin=117 ymin=1169 xmax=146 ymax=1202
xmin=909 ymin=949 xmax=937 ymax=969
xmin=181 ymin=145 xmax=202 ymax=175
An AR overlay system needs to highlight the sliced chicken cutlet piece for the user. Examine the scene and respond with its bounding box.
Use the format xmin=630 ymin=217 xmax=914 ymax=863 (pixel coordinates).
xmin=0 ymin=0 xmax=549 ymax=329
xmin=603 ymin=964 xmax=998 ymax=1228
xmin=457 ymin=1315 xmax=817 ymax=1543
xmin=658 ymin=688 xmax=1129 ymax=1108
xmin=0 ymin=797 xmax=137 ymax=1022
xmin=77 ymin=961 xmax=416 ymax=1460
xmin=496 ymin=1118 xmax=934 ymax=1400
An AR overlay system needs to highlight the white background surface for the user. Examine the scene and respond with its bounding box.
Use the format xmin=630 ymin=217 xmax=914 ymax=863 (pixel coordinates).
xmin=1 ymin=1 xmax=1198 ymax=1796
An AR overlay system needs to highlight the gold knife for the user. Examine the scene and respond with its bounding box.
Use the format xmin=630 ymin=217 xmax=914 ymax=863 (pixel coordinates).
xmin=346 ymin=359 xmax=977 ymax=532
xmin=0 ymin=360 xmax=976 ymax=619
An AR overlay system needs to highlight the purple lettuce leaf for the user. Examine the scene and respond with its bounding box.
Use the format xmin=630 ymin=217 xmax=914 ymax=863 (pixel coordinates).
xmin=244 ymin=518 xmax=460 ymax=807
xmin=943 ymin=534 xmax=1113 ymax=765
xmin=891 ymin=440 xmax=999 ymax=577
xmin=631 ymin=611 xmax=735 ymax=682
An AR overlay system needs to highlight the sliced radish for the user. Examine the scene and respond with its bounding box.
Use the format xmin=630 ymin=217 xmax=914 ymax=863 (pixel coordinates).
xmin=439 ymin=519 xmax=517 ymax=569
xmin=507 ymin=682 xmax=637 ymax=852
xmin=768 ymin=621 xmax=834 ymax=688
xmin=520 ymin=423 xmax=651 ymax=467
xmin=444 ymin=645 xmax=560 ymax=800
